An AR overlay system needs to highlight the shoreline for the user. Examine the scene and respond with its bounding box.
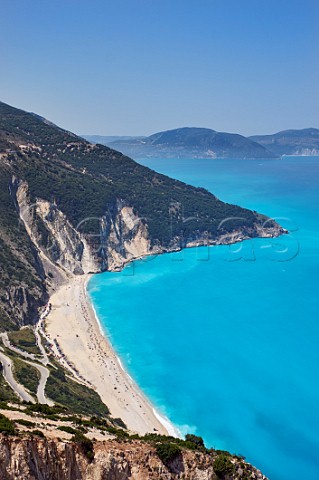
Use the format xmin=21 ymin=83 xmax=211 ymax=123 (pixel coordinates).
xmin=89 ymin=288 xmax=181 ymax=438
xmin=42 ymin=228 xmax=285 ymax=438
xmin=44 ymin=273 xmax=179 ymax=437
xmin=86 ymin=275 xmax=180 ymax=437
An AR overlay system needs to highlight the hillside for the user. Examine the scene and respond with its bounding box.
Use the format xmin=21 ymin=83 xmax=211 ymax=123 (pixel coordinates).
xmin=250 ymin=128 xmax=319 ymax=156
xmin=88 ymin=127 xmax=278 ymax=159
xmin=0 ymin=101 xmax=283 ymax=331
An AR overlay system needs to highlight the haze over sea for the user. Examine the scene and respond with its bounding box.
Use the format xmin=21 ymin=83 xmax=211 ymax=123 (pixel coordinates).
xmin=88 ymin=156 xmax=319 ymax=480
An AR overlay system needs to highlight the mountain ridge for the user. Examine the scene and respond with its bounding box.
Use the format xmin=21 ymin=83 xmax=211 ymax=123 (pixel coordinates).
xmin=84 ymin=127 xmax=277 ymax=159
xmin=250 ymin=128 xmax=319 ymax=156
xmin=83 ymin=126 xmax=319 ymax=158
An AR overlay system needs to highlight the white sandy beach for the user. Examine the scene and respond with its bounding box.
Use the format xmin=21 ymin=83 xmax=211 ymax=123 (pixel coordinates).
xmin=45 ymin=274 xmax=176 ymax=436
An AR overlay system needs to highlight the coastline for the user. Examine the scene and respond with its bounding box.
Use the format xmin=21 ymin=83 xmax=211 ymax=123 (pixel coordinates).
xmin=44 ymin=273 xmax=178 ymax=437
xmin=43 ymin=230 xmax=285 ymax=438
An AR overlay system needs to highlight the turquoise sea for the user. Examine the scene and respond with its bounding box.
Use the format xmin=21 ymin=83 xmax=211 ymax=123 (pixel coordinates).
xmin=88 ymin=157 xmax=319 ymax=480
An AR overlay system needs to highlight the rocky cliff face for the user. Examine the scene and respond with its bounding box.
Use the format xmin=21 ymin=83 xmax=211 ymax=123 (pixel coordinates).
xmin=0 ymin=436 xmax=268 ymax=480
xmin=14 ymin=180 xmax=159 ymax=276
xmin=14 ymin=177 xmax=284 ymax=277
xmin=15 ymin=179 xmax=96 ymax=277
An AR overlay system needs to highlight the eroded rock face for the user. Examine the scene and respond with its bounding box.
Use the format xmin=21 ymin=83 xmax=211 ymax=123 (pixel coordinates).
xmin=0 ymin=436 xmax=268 ymax=480
xmin=14 ymin=181 xmax=155 ymax=275
xmin=15 ymin=180 xmax=96 ymax=276
xmin=14 ymin=178 xmax=172 ymax=276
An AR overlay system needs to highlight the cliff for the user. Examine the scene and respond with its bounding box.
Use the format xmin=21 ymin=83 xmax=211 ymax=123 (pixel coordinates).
xmin=0 ymin=435 xmax=268 ymax=480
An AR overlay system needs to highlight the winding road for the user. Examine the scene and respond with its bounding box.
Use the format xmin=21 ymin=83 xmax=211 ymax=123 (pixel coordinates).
xmin=0 ymin=332 xmax=54 ymax=406
xmin=24 ymin=360 xmax=54 ymax=406
xmin=0 ymin=350 xmax=35 ymax=403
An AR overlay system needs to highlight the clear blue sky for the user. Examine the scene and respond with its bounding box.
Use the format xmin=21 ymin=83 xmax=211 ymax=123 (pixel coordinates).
xmin=1 ymin=0 xmax=319 ymax=136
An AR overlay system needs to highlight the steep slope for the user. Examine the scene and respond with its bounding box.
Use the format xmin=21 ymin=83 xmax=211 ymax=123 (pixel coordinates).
xmin=0 ymin=433 xmax=268 ymax=480
xmin=95 ymin=127 xmax=277 ymax=159
xmin=250 ymin=128 xmax=319 ymax=156
xmin=0 ymin=101 xmax=283 ymax=330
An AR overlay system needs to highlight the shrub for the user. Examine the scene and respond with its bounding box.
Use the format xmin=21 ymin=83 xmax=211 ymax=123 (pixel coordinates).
xmin=15 ymin=419 xmax=36 ymax=428
xmin=156 ymin=442 xmax=182 ymax=466
xmin=26 ymin=403 xmax=67 ymax=416
xmin=0 ymin=413 xmax=15 ymax=435
xmin=72 ymin=432 xmax=94 ymax=462
xmin=185 ymin=433 xmax=205 ymax=448
xmin=31 ymin=429 xmax=45 ymax=438
xmin=213 ymin=453 xmax=235 ymax=478
xmin=58 ymin=425 xmax=79 ymax=435
xmin=112 ymin=417 xmax=127 ymax=429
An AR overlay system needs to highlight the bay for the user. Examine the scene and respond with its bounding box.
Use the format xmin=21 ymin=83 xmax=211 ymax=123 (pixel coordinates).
xmin=89 ymin=157 xmax=319 ymax=480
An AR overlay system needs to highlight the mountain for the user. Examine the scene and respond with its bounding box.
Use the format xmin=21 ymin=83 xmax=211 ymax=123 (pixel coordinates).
xmin=0 ymin=101 xmax=283 ymax=331
xmin=250 ymin=128 xmax=319 ymax=156
xmin=88 ymin=127 xmax=278 ymax=159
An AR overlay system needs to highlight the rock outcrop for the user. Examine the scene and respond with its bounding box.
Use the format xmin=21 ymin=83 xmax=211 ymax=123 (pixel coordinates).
xmin=0 ymin=436 xmax=268 ymax=480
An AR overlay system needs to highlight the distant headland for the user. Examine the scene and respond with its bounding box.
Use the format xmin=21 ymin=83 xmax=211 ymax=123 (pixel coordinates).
xmin=83 ymin=126 xmax=319 ymax=159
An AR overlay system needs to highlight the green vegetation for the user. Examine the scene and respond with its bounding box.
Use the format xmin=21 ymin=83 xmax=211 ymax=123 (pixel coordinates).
xmin=58 ymin=425 xmax=80 ymax=435
xmin=0 ymin=413 xmax=16 ymax=435
xmin=45 ymin=364 xmax=109 ymax=417
xmin=213 ymin=453 xmax=235 ymax=478
xmin=8 ymin=327 xmax=39 ymax=355
xmin=156 ymin=442 xmax=182 ymax=465
xmin=135 ymin=432 xmax=206 ymax=451
xmin=30 ymin=429 xmax=45 ymax=438
xmin=111 ymin=417 xmax=127 ymax=429
xmin=11 ymin=358 xmax=40 ymax=395
xmin=185 ymin=433 xmax=205 ymax=449
xmin=15 ymin=418 xmax=36 ymax=428
xmin=72 ymin=432 xmax=94 ymax=462
xmin=0 ymin=370 xmax=18 ymax=402
xmin=25 ymin=403 xmax=65 ymax=415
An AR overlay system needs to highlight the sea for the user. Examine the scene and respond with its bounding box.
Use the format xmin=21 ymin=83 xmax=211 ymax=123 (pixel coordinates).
xmin=88 ymin=156 xmax=319 ymax=480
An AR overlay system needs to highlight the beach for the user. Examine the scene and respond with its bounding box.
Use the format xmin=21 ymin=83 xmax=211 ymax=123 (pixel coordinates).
xmin=45 ymin=274 xmax=176 ymax=436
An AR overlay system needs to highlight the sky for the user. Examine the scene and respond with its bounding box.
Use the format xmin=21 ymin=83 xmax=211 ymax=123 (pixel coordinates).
xmin=1 ymin=0 xmax=319 ymax=136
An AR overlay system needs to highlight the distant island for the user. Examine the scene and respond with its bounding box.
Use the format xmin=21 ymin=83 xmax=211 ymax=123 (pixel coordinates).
xmin=83 ymin=127 xmax=319 ymax=159
xmin=249 ymin=128 xmax=319 ymax=156
xmin=84 ymin=127 xmax=277 ymax=159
